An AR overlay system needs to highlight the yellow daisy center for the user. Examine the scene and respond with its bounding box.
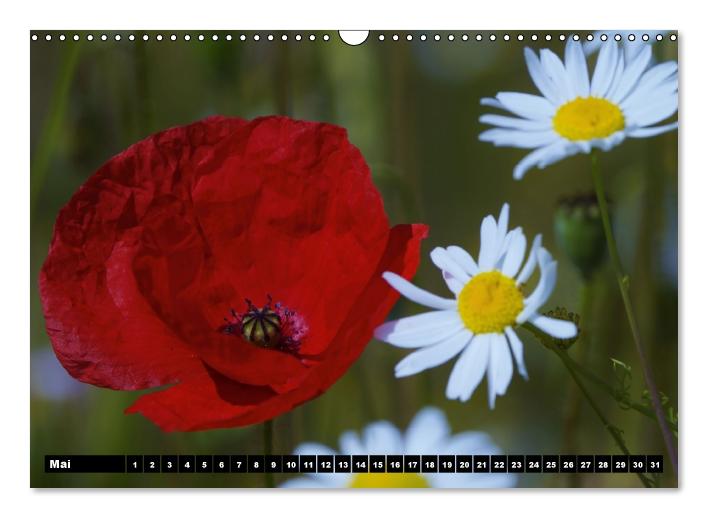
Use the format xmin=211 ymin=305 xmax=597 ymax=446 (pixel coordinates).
xmin=552 ymin=97 xmax=625 ymax=141
xmin=349 ymin=472 xmax=429 ymax=488
xmin=457 ymin=271 xmax=524 ymax=334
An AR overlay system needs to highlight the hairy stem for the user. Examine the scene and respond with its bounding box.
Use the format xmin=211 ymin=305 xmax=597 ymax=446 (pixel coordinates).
xmin=561 ymin=280 xmax=592 ymax=486
xmin=590 ymin=151 xmax=678 ymax=476
xmin=562 ymin=345 xmax=677 ymax=433
xmin=552 ymin=347 xmax=653 ymax=488
xmin=523 ymin=323 xmax=653 ymax=487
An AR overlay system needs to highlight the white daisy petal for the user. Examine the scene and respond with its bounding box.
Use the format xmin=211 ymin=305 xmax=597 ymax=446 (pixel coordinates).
xmin=512 ymin=141 xmax=568 ymax=180
xmin=564 ymin=38 xmax=590 ymax=97
xmin=501 ymin=229 xmax=527 ymax=278
xmin=623 ymin=66 xmax=675 ymax=109
xmin=583 ymin=37 xmax=602 ymax=56
xmin=480 ymin=97 xmax=504 ymax=109
xmin=487 ymin=333 xmax=514 ymax=408
xmin=537 ymin=245 xmax=554 ymax=267
xmin=529 ymin=314 xmax=578 ymax=339
xmin=362 ymin=421 xmax=404 ymax=454
xmin=286 ymin=409 xmax=515 ymax=489
xmin=642 ymin=67 xmax=678 ymax=93
xmin=627 ymin=121 xmax=679 ymax=138
xmin=496 ymin=92 xmax=556 ymax=119
xmin=630 ymin=94 xmax=679 ymax=128
xmin=596 ymin=131 xmax=627 ymax=151
xmin=420 ymin=432 xmax=503 ymax=486
xmin=591 ymin=40 xmax=619 ymax=97
xmin=605 ymin=53 xmax=625 ymax=101
xmin=404 ymin=407 xmax=451 ymax=454
xmin=622 ymin=76 xmax=678 ymax=113
xmin=479 ymin=128 xmax=558 ymax=149
xmin=623 ymin=93 xmax=678 ymax=128
xmin=517 ymin=248 xmax=556 ymax=323
xmin=490 ymin=203 xmax=511 ymax=269
xmin=281 ymin=477 xmax=329 ymax=489
xmin=442 ymin=271 xmax=465 ymax=295
xmin=505 ymin=327 xmax=528 ymax=379
xmin=479 ymin=113 xmax=552 ymax=131
xmin=516 ymin=234 xmax=542 ymax=284
xmin=623 ymin=41 xmax=650 ymax=62
xmin=446 ymin=334 xmax=491 ymax=402
xmin=382 ymin=271 xmax=457 ymax=310
xmin=629 ymin=61 xmax=678 ymax=99
xmin=477 ymin=214 xmax=499 ymax=270
xmin=339 ymin=431 xmax=366 ymax=456
xmin=575 ymin=140 xmax=592 ymax=153
xmin=540 ymin=48 xmax=574 ymax=101
xmin=496 ymin=203 xmax=510 ymax=246
xmin=523 ymin=47 xmax=564 ymax=105
xmin=645 ymin=60 xmax=679 ymax=81
xmin=431 ymin=472 xmax=517 ymax=489
xmin=375 ymin=310 xmax=464 ymax=348
xmin=511 ymin=146 xmax=549 ymax=181
xmin=395 ymin=329 xmax=472 ymax=378
xmin=446 ymin=245 xmax=479 ymax=276
xmin=611 ymin=44 xmax=653 ymax=103
xmin=431 ymin=247 xmax=470 ymax=284
xmin=536 ymin=247 xmax=554 ymax=268
xmin=494 ymin=230 xmax=514 ymax=271
xmin=537 ymin=140 xmax=579 ymax=168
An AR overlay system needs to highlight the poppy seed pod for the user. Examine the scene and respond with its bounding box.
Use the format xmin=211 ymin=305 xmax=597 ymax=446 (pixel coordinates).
xmin=554 ymin=193 xmax=607 ymax=280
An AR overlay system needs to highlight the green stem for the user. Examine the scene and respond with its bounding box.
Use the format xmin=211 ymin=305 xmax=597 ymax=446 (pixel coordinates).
xmin=590 ymin=151 xmax=678 ymax=476
xmin=263 ymin=420 xmax=274 ymax=488
xmin=552 ymin=347 xmax=652 ymax=488
xmin=560 ymin=280 xmax=592 ymax=486
xmin=525 ymin=322 xmax=676 ymax=432
xmin=523 ymin=323 xmax=653 ymax=487
xmin=562 ymin=346 xmax=677 ymax=433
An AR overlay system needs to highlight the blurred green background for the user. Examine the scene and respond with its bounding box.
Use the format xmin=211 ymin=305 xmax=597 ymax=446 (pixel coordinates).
xmin=30 ymin=30 xmax=678 ymax=488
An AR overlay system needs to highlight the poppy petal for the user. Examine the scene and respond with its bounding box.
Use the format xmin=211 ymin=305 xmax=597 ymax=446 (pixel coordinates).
xmin=126 ymin=223 xmax=428 ymax=430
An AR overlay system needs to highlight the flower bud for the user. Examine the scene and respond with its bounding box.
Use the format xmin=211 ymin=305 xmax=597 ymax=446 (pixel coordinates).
xmin=554 ymin=193 xmax=606 ymax=279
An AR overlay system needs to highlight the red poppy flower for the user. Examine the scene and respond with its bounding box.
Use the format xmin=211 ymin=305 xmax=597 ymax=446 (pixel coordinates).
xmin=39 ymin=116 xmax=427 ymax=431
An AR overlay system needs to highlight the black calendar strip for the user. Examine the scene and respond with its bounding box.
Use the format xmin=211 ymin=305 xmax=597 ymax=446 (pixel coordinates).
xmin=45 ymin=454 xmax=664 ymax=474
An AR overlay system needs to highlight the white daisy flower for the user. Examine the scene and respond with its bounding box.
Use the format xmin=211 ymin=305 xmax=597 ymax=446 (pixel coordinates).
xmin=375 ymin=204 xmax=577 ymax=408
xmin=281 ymin=407 xmax=515 ymax=489
xmin=479 ymin=38 xmax=678 ymax=180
